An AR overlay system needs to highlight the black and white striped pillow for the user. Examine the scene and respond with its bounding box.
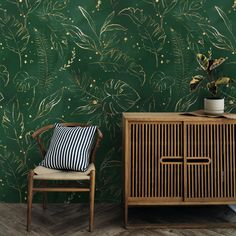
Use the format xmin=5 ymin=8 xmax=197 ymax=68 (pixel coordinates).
xmin=40 ymin=124 xmax=97 ymax=172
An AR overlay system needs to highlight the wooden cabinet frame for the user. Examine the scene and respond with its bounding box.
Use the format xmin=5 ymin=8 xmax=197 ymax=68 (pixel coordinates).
xmin=123 ymin=112 xmax=236 ymax=227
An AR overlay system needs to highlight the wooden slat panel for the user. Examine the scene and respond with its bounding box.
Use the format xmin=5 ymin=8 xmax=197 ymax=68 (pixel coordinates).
xmin=126 ymin=116 xmax=236 ymax=219
xmin=186 ymin=123 xmax=212 ymax=199
xmin=223 ymin=124 xmax=226 ymax=198
xmin=151 ymin=123 xmax=154 ymax=197
xmin=136 ymin=124 xmax=138 ymax=197
xmin=185 ymin=123 xmax=236 ymax=200
xmin=128 ymin=122 xmax=184 ymax=199
xmin=131 ymin=124 xmax=135 ymax=197
xmin=216 ymin=124 xmax=220 ymax=198
xmin=226 ymin=125 xmax=229 ymax=198
xmin=148 ymin=124 xmax=151 ymax=197
xmin=174 ymin=124 xmax=176 ymax=197
xmin=161 ymin=124 xmax=164 ymax=197
xmin=219 ymin=124 xmax=223 ymax=198
xmin=232 ymin=125 xmax=235 ymax=198
xmin=207 ymin=125 xmax=211 ymax=198
xmin=157 ymin=124 xmax=160 ymax=197
xmin=204 ymin=125 xmax=206 ymax=198
xmin=139 ymin=124 xmax=141 ymax=197
xmin=229 ymin=124 xmax=232 ymax=198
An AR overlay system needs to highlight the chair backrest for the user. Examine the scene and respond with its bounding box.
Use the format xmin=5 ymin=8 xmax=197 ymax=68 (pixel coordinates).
xmin=32 ymin=123 xmax=103 ymax=164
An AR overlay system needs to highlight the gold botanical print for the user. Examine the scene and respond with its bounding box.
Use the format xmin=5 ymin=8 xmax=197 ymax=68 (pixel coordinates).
xmin=0 ymin=0 xmax=235 ymax=203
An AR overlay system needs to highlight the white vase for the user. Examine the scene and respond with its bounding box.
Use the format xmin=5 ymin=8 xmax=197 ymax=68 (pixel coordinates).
xmin=204 ymin=98 xmax=224 ymax=115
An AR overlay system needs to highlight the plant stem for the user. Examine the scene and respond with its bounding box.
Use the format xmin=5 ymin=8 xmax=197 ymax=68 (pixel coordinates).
xmin=207 ymin=70 xmax=213 ymax=83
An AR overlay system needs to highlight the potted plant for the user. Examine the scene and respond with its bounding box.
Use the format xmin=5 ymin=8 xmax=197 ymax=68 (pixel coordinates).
xmin=190 ymin=51 xmax=232 ymax=114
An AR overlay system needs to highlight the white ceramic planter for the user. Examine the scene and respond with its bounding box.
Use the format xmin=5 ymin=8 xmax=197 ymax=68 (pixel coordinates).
xmin=204 ymin=98 xmax=224 ymax=115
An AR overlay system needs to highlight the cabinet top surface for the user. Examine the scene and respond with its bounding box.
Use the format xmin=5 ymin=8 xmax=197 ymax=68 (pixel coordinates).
xmin=122 ymin=112 xmax=236 ymax=122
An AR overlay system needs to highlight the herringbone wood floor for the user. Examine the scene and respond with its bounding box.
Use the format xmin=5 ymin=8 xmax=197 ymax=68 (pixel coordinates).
xmin=1 ymin=204 xmax=236 ymax=236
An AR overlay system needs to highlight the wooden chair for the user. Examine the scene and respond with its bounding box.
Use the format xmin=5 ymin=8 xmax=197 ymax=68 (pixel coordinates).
xmin=27 ymin=123 xmax=103 ymax=232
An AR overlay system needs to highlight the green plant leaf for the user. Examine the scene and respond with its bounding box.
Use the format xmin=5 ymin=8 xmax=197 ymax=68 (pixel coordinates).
xmin=196 ymin=53 xmax=209 ymax=70
xmin=209 ymin=57 xmax=226 ymax=71
xmin=190 ymin=75 xmax=204 ymax=91
xmin=207 ymin=82 xmax=217 ymax=96
xmin=215 ymin=77 xmax=231 ymax=85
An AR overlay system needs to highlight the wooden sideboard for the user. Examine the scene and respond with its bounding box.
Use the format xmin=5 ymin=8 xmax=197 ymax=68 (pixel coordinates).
xmin=123 ymin=112 xmax=236 ymax=226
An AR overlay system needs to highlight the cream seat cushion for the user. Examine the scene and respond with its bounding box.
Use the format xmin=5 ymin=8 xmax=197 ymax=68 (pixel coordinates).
xmin=33 ymin=163 xmax=95 ymax=180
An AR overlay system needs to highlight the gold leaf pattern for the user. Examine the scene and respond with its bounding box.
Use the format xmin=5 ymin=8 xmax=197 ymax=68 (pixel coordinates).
xmin=0 ymin=0 xmax=236 ymax=203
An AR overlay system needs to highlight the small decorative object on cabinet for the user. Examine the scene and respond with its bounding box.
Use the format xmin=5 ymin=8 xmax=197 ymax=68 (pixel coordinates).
xmin=123 ymin=112 xmax=236 ymax=227
xmin=204 ymin=97 xmax=224 ymax=115
xmin=190 ymin=51 xmax=232 ymax=115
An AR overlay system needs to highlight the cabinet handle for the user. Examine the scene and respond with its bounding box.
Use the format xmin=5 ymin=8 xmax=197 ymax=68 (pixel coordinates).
xmin=186 ymin=157 xmax=211 ymax=165
xmin=160 ymin=156 xmax=183 ymax=164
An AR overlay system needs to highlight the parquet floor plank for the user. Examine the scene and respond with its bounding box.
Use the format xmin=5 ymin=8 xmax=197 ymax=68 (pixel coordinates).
xmin=0 ymin=204 xmax=236 ymax=236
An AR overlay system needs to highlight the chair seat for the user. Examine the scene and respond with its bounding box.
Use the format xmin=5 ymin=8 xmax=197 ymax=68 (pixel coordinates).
xmin=33 ymin=163 xmax=95 ymax=180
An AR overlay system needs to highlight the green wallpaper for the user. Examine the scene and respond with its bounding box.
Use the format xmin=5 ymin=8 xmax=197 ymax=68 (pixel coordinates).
xmin=0 ymin=0 xmax=236 ymax=202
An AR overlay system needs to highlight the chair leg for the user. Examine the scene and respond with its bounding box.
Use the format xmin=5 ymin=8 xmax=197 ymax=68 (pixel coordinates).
xmin=42 ymin=181 xmax=47 ymax=209
xmin=89 ymin=170 xmax=95 ymax=232
xmin=27 ymin=170 xmax=34 ymax=232
xmin=42 ymin=192 xmax=47 ymax=209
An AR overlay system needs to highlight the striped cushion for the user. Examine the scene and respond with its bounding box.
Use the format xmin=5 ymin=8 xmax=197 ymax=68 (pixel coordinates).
xmin=40 ymin=124 xmax=96 ymax=172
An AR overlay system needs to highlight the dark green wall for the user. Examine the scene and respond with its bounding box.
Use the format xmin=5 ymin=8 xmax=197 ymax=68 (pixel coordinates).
xmin=0 ymin=0 xmax=236 ymax=202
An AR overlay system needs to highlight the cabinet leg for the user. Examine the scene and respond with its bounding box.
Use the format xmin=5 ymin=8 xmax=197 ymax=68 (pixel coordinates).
xmin=124 ymin=204 xmax=128 ymax=229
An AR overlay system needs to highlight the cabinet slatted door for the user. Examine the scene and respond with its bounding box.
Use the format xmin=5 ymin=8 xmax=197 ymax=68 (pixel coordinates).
xmin=185 ymin=123 xmax=236 ymax=200
xmin=123 ymin=113 xmax=236 ymax=226
xmin=129 ymin=122 xmax=183 ymax=200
